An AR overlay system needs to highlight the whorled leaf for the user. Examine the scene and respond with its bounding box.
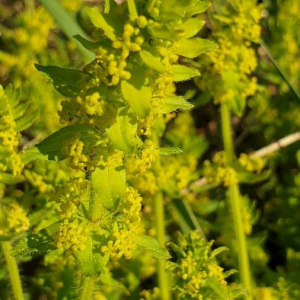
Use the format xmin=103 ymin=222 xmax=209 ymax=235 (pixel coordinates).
xmin=35 ymin=64 xmax=85 ymax=97
xmin=91 ymin=164 xmax=126 ymax=213
xmin=140 ymin=50 xmax=166 ymax=73
xmin=172 ymin=64 xmax=200 ymax=82
xmin=159 ymin=147 xmax=183 ymax=156
xmin=161 ymin=96 xmax=194 ymax=114
xmin=136 ymin=235 xmax=170 ymax=260
xmin=175 ymin=38 xmax=216 ymax=58
xmin=106 ymin=112 xmax=138 ymax=154
xmin=22 ymin=124 xmax=100 ymax=161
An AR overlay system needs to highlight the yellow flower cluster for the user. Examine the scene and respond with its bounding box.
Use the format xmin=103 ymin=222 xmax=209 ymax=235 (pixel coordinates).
xmin=132 ymin=171 xmax=158 ymax=196
xmin=137 ymin=42 xmax=177 ymax=136
xmin=107 ymin=150 xmax=124 ymax=167
xmin=24 ymin=170 xmax=51 ymax=194
xmin=203 ymin=152 xmax=238 ymax=187
xmin=101 ymin=226 xmax=138 ymax=259
xmin=50 ymin=178 xmax=90 ymax=219
xmin=61 ymin=0 xmax=83 ymax=12
xmin=0 ymin=203 xmax=29 ymax=236
xmin=135 ymin=140 xmax=160 ymax=174
xmin=197 ymin=1 xmax=261 ymax=107
xmin=274 ymin=0 xmax=300 ymax=90
xmin=200 ymin=39 xmax=258 ymax=105
xmin=0 ymin=86 xmax=23 ymax=179
xmin=62 ymin=134 xmax=102 ymax=171
xmin=76 ymin=92 xmax=106 ymax=117
xmin=171 ymin=231 xmax=231 ymax=299
xmin=239 ymin=153 xmax=265 ymax=173
xmin=138 ymin=98 xmax=164 ymax=136
xmin=140 ymin=287 xmax=160 ymax=300
xmin=53 ymin=219 xmax=88 ymax=255
xmin=101 ymin=188 xmax=142 ymax=259
xmin=122 ymin=187 xmax=142 ymax=219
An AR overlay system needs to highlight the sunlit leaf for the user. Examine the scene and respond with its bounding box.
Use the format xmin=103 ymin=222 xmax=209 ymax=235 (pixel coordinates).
xmin=172 ymin=65 xmax=200 ymax=82
xmin=91 ymin=164 xmax=126 ymax=212
xmin=136 ymin=235 xmax=170 ymax=260
xmin=106 ymin=112 xmax=138 ymax=154
xmin=175 ymin=38 xmax=216 ymax=58
xmin=140 ymin=51 xmax=166 ymax=72
xmin=161 ymin=96 xmax=194 ymax=114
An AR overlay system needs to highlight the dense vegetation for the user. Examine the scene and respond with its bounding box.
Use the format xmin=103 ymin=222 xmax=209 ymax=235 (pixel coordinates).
xmin=0 ymin=0 xmax=299 ymax=299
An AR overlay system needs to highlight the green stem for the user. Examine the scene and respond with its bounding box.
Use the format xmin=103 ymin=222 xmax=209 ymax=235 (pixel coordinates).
xmin=146 ymin=0 xmax=158 ymax=13
xmin=1 ymin=241 xmax=24 ymax=300
xmin=154 ymin=192 xmax=169 ymax=300
xmin=260 ymin=39 xmax=300 ymax=102
xmin=220 ymin=103 xmax=252 ymax=299
xmin=38 ymin=0 xmax=94 ymax=61
xmin=79 ymin=276 xmax=94 ymax=300
xmin=220 ymin=103 xmax=234 ymax=163
xmin=152 ymin=133 xmax=169 ymax=300
xmin=127 ymin=0 xmax=138 ymax=21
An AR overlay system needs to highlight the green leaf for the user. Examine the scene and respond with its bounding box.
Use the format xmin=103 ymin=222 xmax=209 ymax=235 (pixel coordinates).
xmin=228 ymin=96 xmax=246 ymax=117
xmin=159 ymin=147 xmax=183 ymax=156
xmin=177 ymin=18 xmax=205 ymax=38
xmin=172 ymin=65 xmax=200 ymax=82
xmin=136 ymin=235 xmax=170 ymax=260
xmin=121 ymin=75 xmax=152 ymax=118
xmin=171 ymin=199 xmax=207 ymax=239
xmin=20 ymin=147 xmax=48 ymax=165
xmin=210 ymin=246 xmax=229 ymax=258
xmin=91 ymin=165 xmax=126 ymax=212
xmin=75 ymin=237 xmax=95 ymax=276
xmin=168 ymin=242 xmax=186 ymax=257
xmin=106 ymin=112 xmax=138 ymax=154
xmin=12 ymin=101 xmax=29 ymax=120
xmin=205 ymin=277 xmax=232 ymax=300
xmin=86 ymin=7 xmax=117 ymax=41
xmin=236 ymin=170 xmax=271 ymax=184
xmin=73 ymin=34 xmax=109 ymax=52
xmin=148 ymin=23 xmax=179 ymax=40
xmin=175 ymin=38 xmax=216 ymax=58
xmin=23 ymin=124 xmax=100 ymax=161
xmin=186 ymin=1 xmax=210 ymax=18
xmin=11 ymin=231 xmax=55 ymax=259
xmin=140 ymin=51 xmax=166 ymax=72
xmin=35 ymin=64 xmax=85 ymax=97
xmin=161 ymin=96 xmax=194 ymax=114
xmin=16 ymin=109 xmax=39 ymax=132
xmin=0 ymin=172 xmax=23 ymax=185
xmin=75 ymin=237 xmax=108 ymax=276
xmin=223 ymin=269 xmax=238 ymax=279
xmin=159 ymin=0 xmax=199 ymax=22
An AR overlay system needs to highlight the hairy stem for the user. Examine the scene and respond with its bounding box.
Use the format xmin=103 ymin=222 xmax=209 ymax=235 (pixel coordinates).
xmin=152 ymin=133 xmax=169 ymax=300
xmin=154 ymin=192 xmax=169 ymax=300
xmin=79 ymin=276 xmax=94 ymax=300
xmin=220 ymin=103 xmax=252 ymax=299
xmin=1 ymin=241 xmax=24 ymax=300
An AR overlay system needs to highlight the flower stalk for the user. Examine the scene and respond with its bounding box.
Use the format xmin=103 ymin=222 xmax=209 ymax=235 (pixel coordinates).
xmin=1 ymin=241 xmax=25 ymax=300
xmin=220 ymin=102 xmax=252 ymax=299
xmin=79 ymin=276 xmax=95 ymax=300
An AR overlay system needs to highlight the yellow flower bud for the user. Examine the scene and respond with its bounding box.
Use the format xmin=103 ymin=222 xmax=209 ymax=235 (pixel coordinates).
xmin=137 ymin=15 xmax=147 ymax=28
